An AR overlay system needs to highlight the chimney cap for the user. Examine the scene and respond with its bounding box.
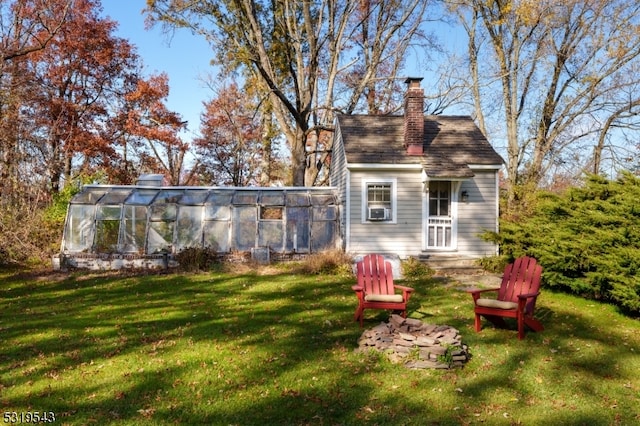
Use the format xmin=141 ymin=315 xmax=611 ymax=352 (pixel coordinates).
xmin=405 ymin=77 xmax=424 ymax=86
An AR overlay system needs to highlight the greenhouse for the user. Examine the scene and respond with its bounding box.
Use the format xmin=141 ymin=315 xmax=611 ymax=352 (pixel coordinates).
xmin=58 ymin=177 xmax=341 ymax=270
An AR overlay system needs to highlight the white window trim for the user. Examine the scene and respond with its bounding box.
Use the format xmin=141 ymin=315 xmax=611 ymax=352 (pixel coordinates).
xmin=361 ymin=178 xmax=397 ymax=224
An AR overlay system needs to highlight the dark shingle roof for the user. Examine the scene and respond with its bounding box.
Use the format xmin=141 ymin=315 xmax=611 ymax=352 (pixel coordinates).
xmin=336 ymin=114 xmax=503 ymax=178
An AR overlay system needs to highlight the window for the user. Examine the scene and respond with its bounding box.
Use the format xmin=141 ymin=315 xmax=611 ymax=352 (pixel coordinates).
xmin=429 ymin=181 xmax=450 ymax=217
xmin=362 ymin=179 xmax=396 ymax=223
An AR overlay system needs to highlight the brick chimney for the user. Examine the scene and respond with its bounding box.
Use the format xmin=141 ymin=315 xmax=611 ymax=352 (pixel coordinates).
xmin=404 ymin=77 xmax=424 ymax=155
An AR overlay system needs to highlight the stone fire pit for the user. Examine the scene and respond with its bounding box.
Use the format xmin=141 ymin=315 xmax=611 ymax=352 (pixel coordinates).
xmin=355 ymin=314 xmax=470 ymax=369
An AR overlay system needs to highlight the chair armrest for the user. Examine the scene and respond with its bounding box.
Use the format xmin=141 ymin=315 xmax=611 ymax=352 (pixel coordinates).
xmin=394 ymin=285 xmax=414 ymax=302
xmin=352 ymin=285 xmax=364 ymax=292
xmin=466 ymin=287 xmax=500 ymax=295
xmin=517 ymin=291 xmax=540 ymax=300
xmin=467 ymin=287 xmax=500 ymax=303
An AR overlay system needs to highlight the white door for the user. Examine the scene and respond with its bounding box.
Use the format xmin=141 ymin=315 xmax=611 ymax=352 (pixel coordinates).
xmin=424 ymin=181 xmax=456 ymax=249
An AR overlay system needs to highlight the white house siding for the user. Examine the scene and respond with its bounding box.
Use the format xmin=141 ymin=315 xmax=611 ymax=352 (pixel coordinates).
xmin=329 ymin=124 xmax=348 ymax=250
xmin=347 ymin=169 xmax=423 ymax=258
xmin=456 ymin=169 xmax=500 ymax=257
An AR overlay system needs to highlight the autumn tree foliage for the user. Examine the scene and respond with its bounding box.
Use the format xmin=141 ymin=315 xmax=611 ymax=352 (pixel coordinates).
xmin=0 ymin=0 xmax=190 ymax=264
xmin=121 ymin=73 xmax=190 ymax=185
xmin=146 ymin=0 xmax=433 ymax=186
xmin=194 ymin=83 xmax=275 ymax=187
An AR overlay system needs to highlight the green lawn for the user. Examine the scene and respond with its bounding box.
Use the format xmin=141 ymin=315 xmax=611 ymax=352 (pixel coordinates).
xmin=1 ymin=266 xmax=638 ymax=425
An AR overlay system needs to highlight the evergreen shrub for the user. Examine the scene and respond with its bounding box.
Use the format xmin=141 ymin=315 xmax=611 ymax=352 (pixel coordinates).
xmin=485 ymin=172 xmax=640 ymax=315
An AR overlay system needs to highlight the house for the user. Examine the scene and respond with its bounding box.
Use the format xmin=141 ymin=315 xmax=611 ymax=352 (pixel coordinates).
xmin=329 ymin=78 xmax=504 ymax=262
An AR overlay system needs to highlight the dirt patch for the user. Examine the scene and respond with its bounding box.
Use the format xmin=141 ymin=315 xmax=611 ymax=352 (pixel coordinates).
xmin=432 ymin=271 xmax=502 ymax=289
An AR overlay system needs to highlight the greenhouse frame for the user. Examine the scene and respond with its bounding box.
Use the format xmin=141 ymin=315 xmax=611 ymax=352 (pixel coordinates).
xmin=58 ymin=178 xmax=341 ymax=270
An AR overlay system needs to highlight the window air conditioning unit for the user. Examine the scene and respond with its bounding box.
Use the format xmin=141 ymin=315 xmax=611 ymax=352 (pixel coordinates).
xmin=368 ymin=207 xmax=389 ymax=221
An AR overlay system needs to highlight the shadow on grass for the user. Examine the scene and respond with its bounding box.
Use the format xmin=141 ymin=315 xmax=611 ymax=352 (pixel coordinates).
xmin=0 ymin=270 xmax=638 ymax=425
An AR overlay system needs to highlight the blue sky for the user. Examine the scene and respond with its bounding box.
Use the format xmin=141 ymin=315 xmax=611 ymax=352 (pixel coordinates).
xmin=100 ymin=2 xmax=213 ymax=142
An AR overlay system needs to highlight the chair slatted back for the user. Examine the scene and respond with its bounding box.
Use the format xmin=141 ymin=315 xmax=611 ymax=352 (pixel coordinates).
xmin=498 ymin=256 xmax=543 ymax=313
xmin=357 ymin=254 xmax=395 ymax=295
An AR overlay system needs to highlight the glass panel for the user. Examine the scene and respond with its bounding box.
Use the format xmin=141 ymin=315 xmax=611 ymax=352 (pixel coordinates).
xmin=206 ymin=190 xmax=233 ymax=205
xmin=150 ymin=204 xmax=177 ymax=221
xmin=147 ymin=221 xmax=174 ymax=253
xmin=205 ymin=205 xmax=231 ymax=220
xmin=125 ymin=189 xmax=158 ymax=205
xmin=204 ymin=221 xmax=230 ymax=252
xmin=233 ymin=206 xmax=256 ymax=250
xmin=367 ymin=184 xmax=391 ymax=203
xmin=176 ymin=206 xmax=204 ymax=250
xmin=429 ymin=181 xmax=450 ymax=217
xmin=310 ymin=193 xmax=335 ymax=206
xmin=232 ymin=191 xmax=258 ymax=205
xmin=121 ymin=205 xmax=147 ymax=253
xmin=313 ymin=205 xmax=337 ymax=221
xmin=258 ymin=221 xmax=284 ymax=251
xmin=98 ymin=190 xmax=131 ymax=204
xmin=180 ymin=190 xmax=210 ymax=205
xmin=96 ymin=205 xmax=121 ymax=220
xmin=286 ymin=207 xmax=310 ymax=252
xmin=154 ymin=190 xmax=183 ymax=204
xmin=70 ymin=189 xmax=108 ymax=204
xmin=286 ymin=192 xmax=310 ymax=207
xmin=311 ymin=221 xmax=337 ymax=252
xmin=429 ymin=199 xmax=438 ymax=215
xmin=259 ymin=191 xmax=284 ymax=206
xmin=95 ymin=220 xmax=120 ymax=252
xmin=63 ymin=205 xmax=95 ymax=252
xmin=440 ymin=201 xmax=449 ymax=216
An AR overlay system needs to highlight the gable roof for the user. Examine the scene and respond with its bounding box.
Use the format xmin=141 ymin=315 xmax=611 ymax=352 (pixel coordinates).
xmin=336 ymin=114 xmax=503 ymax=178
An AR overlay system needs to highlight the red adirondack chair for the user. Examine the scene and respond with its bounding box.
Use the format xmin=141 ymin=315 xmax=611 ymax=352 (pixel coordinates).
xmin=468 ymin=256 xmax=544 ymax=340
xmin=352 ymin=254 xmax=414 ymax=327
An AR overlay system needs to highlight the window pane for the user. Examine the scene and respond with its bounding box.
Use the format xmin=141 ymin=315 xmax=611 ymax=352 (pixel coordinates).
xmin=121 ymin=206 xmax=147 ymax=253
xmin=310 ymin=194 xmax=335 ymax=206
xmin=286 ymin=207 xmax=310 ymax=252
xmin=286 ymin=192 xmax=310 ymax=207
xmin=313 ymin=205 xmax=337 ymax=221
xmin=95 ymin=220 xmax=120 ymax=252
xmin=147 ymin=221 xmax=174 ymax=253
xmin=259 ymin=191 xmax=285 ymax=206
xmin=98 ymin=190 xmax=131 ymax=204
xmin=176 ymin=206 xmax=204 ymax=251
xmin=96 ymin=205 xmax=121 ymax=220
xmin=179 ymin=190 xmax=210 ymax=205
xmin=150 ymin=204 xmax=177 ymax=221
xmin=205 ymin=205 xmax=230 ymax=220
xmin=258 ymin=221 xmax=284 ymax=251
xmin=204 ymin=221 xmax=230 ymax=252
xmin=71 ymin=189 xmax=108 ymax=204
xmin=367 ymin=184 xmax=391 ymax=203
xmin=233 ymin=206 xmax=256 ymax=251
xmin=125 ymin=189 xmax=158 ymax=205
xmin=206 ymin=190 xmax=233 ymax=205
xmin=232 ymin=191 xmax=258 ymax=205
xmin=311 ymin=221 xmax=337 ymax=251
xmin=63 ymin=205 xmax=95 ymax=252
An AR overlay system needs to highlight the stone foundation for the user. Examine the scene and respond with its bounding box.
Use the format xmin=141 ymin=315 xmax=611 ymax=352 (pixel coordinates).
xmin=355 ymin=314 xmax=470 ymax=369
